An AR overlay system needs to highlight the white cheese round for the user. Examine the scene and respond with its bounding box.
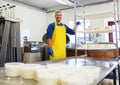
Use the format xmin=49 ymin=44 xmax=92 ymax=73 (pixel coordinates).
xmin=37 ymin=69 xmax=60 ymax=85
xmin=21 ymin=64 xmax=41 ymax=79
xmin=5 ymin=62 xmax=24 ymax=77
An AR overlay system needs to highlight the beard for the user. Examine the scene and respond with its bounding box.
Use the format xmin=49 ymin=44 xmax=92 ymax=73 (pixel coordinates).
xmin=56 ymin=19 xmax=61 ymax=23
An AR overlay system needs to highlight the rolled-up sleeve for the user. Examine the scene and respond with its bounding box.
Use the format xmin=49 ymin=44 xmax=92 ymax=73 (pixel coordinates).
xmin=47 ymin=23 xmax=54 ymax=39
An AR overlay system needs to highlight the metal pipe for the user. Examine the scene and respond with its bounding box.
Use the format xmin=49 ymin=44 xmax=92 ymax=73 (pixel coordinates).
xmin=74 ymin=0 xmax=77 ymax=64
xmin=113 ymin=0 xmax=119 ymax=60
xmin=116 ymin=0 xmax=119 ymax=20
xmin=116 ymin=0 xmax=120 ymax=49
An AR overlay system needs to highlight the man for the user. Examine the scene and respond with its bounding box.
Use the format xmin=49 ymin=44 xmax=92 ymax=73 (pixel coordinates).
xmin=47 ymin=10 xmax=79 ymax=60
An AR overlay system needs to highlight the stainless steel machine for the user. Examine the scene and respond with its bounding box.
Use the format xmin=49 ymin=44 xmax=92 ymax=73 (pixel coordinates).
xmin=23 ymin=41 xmax=49 ymax=63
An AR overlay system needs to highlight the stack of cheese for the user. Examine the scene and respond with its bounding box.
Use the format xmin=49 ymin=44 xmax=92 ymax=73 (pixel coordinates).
xmin=80 ymin=44 xmax=116 ymax=49
xmin=85 ymin=26 xmax=112 ymax=31
xmin=36 ymin=69 xmax=60 ymax=85
xmin=36 ymin=63 xmax=101 ymax=85
xmin=5 ymin=62 xmax=24 ymax=77
xmin=61 ymin=66 xmax=101 ymax=85
xmin=5 ymin=63 xmax=101 ymax=85
xmin=36 ymin=63 xmax=72 ymax=85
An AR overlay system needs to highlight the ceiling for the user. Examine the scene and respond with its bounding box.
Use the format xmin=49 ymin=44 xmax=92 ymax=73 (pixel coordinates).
xmin=8 ymin=0 xmax=112 ymax=12
xmin=9 ymin=0 xmax=64 ymax=10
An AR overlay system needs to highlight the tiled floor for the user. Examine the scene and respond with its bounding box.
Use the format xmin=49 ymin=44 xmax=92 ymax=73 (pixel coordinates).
xmin=99 ymin=79 xmax=119 ymax=85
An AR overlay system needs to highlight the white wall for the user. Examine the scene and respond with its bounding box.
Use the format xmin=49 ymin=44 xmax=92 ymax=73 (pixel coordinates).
xmin=0 ymin=1 xmax=47 ymax=47
xmin=15 ymin=4 xmax=47 ymax=46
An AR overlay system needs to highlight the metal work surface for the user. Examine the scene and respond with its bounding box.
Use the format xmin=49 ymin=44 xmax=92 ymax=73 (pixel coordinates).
xmin=0 ymin=57 xmax=118 ymax=85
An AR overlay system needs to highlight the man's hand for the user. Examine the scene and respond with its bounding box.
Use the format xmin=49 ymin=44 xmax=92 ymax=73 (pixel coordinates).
xmin=73 ymin=21 xmax=81 ymax=32
xmin=76 ymin=21 xmax=81 ymax=25
xmin=48 ymin=47 xmax=54 ymax=56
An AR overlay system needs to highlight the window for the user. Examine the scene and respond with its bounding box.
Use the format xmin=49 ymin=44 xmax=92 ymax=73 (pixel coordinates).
xmin=68 ymin=20 xmax=91 ymax=44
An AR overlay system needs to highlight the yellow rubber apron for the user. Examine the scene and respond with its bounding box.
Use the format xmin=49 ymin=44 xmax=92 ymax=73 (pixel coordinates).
xmin=50 ymin=22 xmax=66 ymax=60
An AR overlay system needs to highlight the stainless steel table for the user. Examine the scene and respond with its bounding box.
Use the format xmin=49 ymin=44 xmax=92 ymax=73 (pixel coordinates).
xmin=0 ymin=57 xmax=119 ymax=85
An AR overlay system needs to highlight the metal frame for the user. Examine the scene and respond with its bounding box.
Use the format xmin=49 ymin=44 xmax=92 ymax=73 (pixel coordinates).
xmin=0 ymin=18 xmax=22 ymax=67
xmin=73 ymin=0 xmax=120 ymax=84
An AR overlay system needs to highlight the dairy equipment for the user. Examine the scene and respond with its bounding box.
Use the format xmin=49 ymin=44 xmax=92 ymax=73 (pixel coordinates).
xmin=0 ymin=3 xmax=16 ymax=18
xmin=23 ymin=41 xmax=49 ymax=63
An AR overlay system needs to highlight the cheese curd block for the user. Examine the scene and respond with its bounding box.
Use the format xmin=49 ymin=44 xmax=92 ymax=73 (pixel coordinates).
xmin=104 ymin=26 xmax=112 ymax=30
xmin=73 ymin=66 xmax=101 ymax=84
xmin=36 ymin=68 xmax=55 ymax=81
xmin=99 ymin=44 xmax=105 ymax=48
xmin=109 ymin=44 xmax=116 ymax=49
xmin=36 ymin=65 xmax=101 ymax=85
xmin=37 ymin=69 xmax=60 ymax=85
xmin=61 ymin=76 xmax=87 ymax=85
xmin=34 ymin=65 xmax=47 ymax=80
xmin=21 ymin=64 xmax=41 ymax=79
xmin=81 ymin=66 xmax=101 ymax=79
xmin=5 ymin=62 xmax=24 ymax=77
xmin=80 ymin=44 xmax=88 ymax=49
xmin=86 ymin=26 xmax=112 ymax=31
xmin=98 ymin=27 xmax=104 ymax=30
xmin=81 ymin=44 xmax=116 ymax=49
xmin=60 ymin=66 xmax=101 ymax=85
xmin=94 ymin=44 xmax=101 ymax=48
xmin=105 ymin=44 xmax=116 ymax=49
xmin=36 ymin=68 xmax=57 ymax=81
xmin=95 ymin=27 xmax=100 ymax=30
xmin=77 ymin=70 xmax=94 ymax=84
xmin=89 ymin=44 xmax=95 ymax=48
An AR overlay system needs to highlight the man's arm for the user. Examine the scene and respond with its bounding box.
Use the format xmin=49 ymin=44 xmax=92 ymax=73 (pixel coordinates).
xmin=46 ymin=23 xmax=54 ymax=56
xmin=47 ymin=39 xmax=52 ymax=48
xmin=73 ymin=26 xmax=77 ymax=32
xmin=47 ymin=38 xmax=54 ymax=56
xmin=65 ymin=25 xmax=75 ymax=35
xmin=65 ymin=22 xmax=80 ymax=34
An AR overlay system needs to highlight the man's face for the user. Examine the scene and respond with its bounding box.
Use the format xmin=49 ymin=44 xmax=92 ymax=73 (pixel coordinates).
xmin=55 ymin=12 xmax=62 ymax=22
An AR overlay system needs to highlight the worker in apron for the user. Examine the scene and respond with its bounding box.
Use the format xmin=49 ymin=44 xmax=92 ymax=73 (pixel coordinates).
xmin=47 ymin=10 xmax=80 ymax=60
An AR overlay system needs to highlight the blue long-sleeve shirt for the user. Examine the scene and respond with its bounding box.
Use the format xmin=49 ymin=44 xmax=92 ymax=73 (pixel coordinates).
xmin=47 ymin=22 xmax=75 ymax=39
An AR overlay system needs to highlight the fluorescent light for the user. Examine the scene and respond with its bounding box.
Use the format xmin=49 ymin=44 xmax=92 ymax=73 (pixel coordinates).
xmin=56 ymin=0 xmax=73 ymax=6
xmin=56 ymin=0 xmax=67 ymax=5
